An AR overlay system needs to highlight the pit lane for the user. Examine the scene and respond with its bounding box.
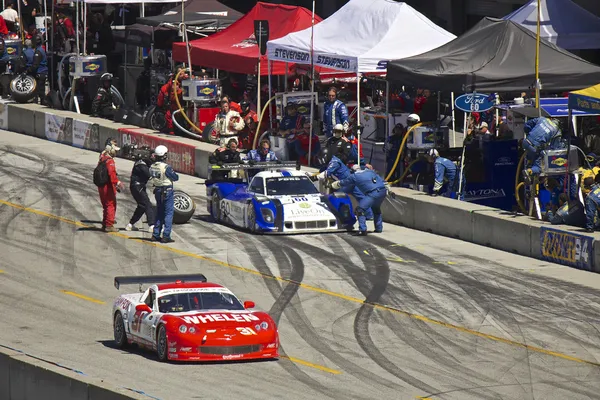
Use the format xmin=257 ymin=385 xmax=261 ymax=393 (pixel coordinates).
xmin=1 ymin=131 xmax=600 ymax=400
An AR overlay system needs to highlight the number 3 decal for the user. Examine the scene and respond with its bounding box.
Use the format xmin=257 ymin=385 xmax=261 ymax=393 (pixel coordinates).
xmin=236 ymin=327 xmax=257 ymax=335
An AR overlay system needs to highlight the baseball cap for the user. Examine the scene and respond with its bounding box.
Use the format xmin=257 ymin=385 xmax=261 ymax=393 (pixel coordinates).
xmin=480 ymin=122 xmax=488 ymax=128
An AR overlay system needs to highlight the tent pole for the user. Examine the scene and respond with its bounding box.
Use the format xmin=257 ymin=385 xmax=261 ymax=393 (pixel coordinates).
xmin=451 ymin=92 xmax=456 ymax=147
xmin=385 ymin=79 xmax=389 ymax=174
xmin=535 ymin=0 xmax=541 ymax=116
xmin=83 ymin=1 xmax=87 ymax=54
xmin=284 ymin=62 xmax=288 ymax=92
xmin=257 ymin=21 xmax=262 ymax=127
xmin=567 ymin=108 xmax=572 ymax=198
xmin=356 ymin=71 xmax=361 ymax=166
xmin=268 ymin=60 xmax=272 ymax=130
xmin=308 ymin=0 xmax=315 ymax=167
xmin=75 ymin=0 xmax=79 ymax=54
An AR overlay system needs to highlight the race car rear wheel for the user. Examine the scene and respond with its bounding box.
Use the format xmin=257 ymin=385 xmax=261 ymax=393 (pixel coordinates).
xmin=246 ymin=203 xmax=257 ymax=233
xmin=156 ymin=325 xmax=168 ymax=362
xmin=173 ymin=190 xmax=195 ymax=224
xmin=113 ymin=312 xmax=128 ymax=349
xmin=211 ymin=191 xmax=222 ymax=222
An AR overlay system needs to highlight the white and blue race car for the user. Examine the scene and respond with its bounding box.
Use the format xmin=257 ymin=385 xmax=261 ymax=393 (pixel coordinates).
xmin=206 ymin=162 xmax=356 ymax=234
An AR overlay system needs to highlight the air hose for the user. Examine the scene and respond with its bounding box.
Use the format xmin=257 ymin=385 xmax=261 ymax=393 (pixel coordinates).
xmin=384 ymin=122 xmax=424 ymax=182
xmin=515 ymin=153 xmax=527 ymax=214
xmin=172 ymin=67 xmax=203 ymax=136
xmin=252 ymin=94 xmax=280 ymax=150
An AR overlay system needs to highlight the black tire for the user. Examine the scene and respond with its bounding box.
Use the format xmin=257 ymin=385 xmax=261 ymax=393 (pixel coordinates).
xmin=113 ymin=312 xmax=128 ymax=349
xmin=145 ymin=106 xmax=167 ymax=132
xmin=246 ymin=202 xmax=257 ymax=233
xmin=173 ymin=190 xmax=195 ymax=224
xmin=156 ymin=325 xmax=168 ymax=362
xmin=202 ymin=122 xmax=218 ymax=144
xmin=10 ymin=74 xmax=36 ymax=103
xmin=211 ymin=191 xmax=222 ymax=222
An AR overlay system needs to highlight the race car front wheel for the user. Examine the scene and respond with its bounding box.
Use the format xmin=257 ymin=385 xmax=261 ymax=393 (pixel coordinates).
xmin=246 ymin=203 xmax=257 ymax=233
xmin=157 ymin=325 xmax=168 ymax=362
xmin=173 ymin=190 xmax=196 ymax=224
xmin=211 ymin=192 xmax=222 ymax=222
xmin=113 ymin=312 xmax=128 ymax=349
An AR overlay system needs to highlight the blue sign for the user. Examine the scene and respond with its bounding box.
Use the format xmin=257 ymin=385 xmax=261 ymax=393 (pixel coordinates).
xmin=454 ymin=93 xmax=495 ymax=113
xmin=540 ymin=227 xmax=593 ymax=270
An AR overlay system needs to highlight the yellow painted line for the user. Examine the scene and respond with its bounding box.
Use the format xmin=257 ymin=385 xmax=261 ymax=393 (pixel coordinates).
xmin=60 ymin=290 xmax=106 ymax=305
xmin=280 ymin=355 xmax=341 ymax=375
xmin=3 ymin=199 xmax=600 ymax=369
xmin=417 ymin=397 xmax=433 ymax=400
xmin=363 ymin=250 xmax=370 ymax=255
xmin=0 ymin=270 xmax=4 ymax=274
xmin=386 ymin=257 xmax=414 ymax=263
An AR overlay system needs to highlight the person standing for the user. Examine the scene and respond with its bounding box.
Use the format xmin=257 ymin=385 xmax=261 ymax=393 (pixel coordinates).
xmin=126 ymin=150 xmax=155 ymax=233
xmin=213 ymin=100 xmax=245 ymax=147
xmin=323 ymin=87 xmax=349 ymax=138
xmin=150 ymin=145 xmax=179 ymax=243
xmin=157 ymin=65 xmax=188 ymax=135
xmin=331 ymin=166 xmax=387 ymax=235
xmin=25 ymin=35 xmax=47 ymax=104
xmin=95 ymin=138 xmax=124 ymax=232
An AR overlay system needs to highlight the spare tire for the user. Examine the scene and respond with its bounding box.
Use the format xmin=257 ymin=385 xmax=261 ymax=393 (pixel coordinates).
xmin=173 ymin=190 xmax=195 ymax=224
xmin=202 ymin=122 xmax=218 ymax=144
xmin=10 ymin=74 xmax=36 ymax=103
xmin=145 ymin=106 xmax=167 ymax=132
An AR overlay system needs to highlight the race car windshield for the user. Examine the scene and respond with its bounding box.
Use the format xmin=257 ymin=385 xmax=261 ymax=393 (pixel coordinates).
xmin=158 ymin=291 xmax=245 ymax=313
xmin=266 ymin=176 xmax=319 ymax=196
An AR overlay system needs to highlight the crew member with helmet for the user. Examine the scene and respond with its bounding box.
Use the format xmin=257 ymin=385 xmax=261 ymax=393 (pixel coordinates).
xmin=213 ymin=99 xmax=245 ymax=147
xmin=239 ymin=100 xmax=258 ymax=149
xmin=157 ymin=65 xmax=188 ymax=135
xmin=314 ymin=147 xmax=374 ymax=219
xmin=522 ymin=117 xmax=563 ymax=181
xmin=96 ymin=138 xmax=124 ymax=232
xmin=331 ymin=165 xmax=387 ymax=235
xmin=150 ymin=145 xmax=180 ymax=243
xmin=126 ymin=148 xmax=155 ymax=233
xmin=23 ymin=35 xmax=47 ymax=104
xmin=426 ymin=148 xmax=465 ymax=200
xmin=323 ymin=87 xmax=349 ymax=138
xmin=209 ymin=138 xmax=242 ymax=180
xmin=91 ymin=73 xmax=118 ymax=119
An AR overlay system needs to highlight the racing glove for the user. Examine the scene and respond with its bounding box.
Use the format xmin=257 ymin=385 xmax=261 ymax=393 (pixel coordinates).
xmin=317 ymin=171 xmax=326 ymax=180
xmin=330 ymin=180 xmax=341 ymax=190
xmin=309 ymin=174 xmax=319 ymax=182
xmin=248 ymin=160 xmax=256 ymax=166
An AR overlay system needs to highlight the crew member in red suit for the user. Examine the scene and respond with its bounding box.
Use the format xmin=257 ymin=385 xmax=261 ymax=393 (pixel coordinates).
xmin=157 ymin=66 xmax=188 ymax=135
xmin=97 ymin=138 xmax=124 ymax=232
xmin=222 ymin=95 xmax=241 ymax=113
xmin=239 ymin=100 xmax=258 ymax=149
xmin=290 ymin=121 xmax=320 ymax=166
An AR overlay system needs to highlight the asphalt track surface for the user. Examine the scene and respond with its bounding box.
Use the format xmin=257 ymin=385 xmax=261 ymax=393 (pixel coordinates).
xmin=2 ymin=132 xmax=600 ymax=400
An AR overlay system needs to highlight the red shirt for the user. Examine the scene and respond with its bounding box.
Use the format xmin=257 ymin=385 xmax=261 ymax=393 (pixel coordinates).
xmin=99 ymin=153 xmax=119 ymax=189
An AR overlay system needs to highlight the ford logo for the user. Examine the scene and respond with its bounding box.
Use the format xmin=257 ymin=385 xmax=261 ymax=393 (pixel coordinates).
xmin=454 ymin=93 xmax=495 ymax=113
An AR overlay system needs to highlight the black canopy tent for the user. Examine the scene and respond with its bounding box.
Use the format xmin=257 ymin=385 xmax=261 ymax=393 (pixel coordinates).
xmin=113 ymin=0 xmax=242 ymax=48
xmin=387 ymin=17 xmax=600 ymax=93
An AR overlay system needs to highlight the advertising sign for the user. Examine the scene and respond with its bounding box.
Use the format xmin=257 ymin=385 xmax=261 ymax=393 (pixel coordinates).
xmin=540 ymin=227 xmax=593 ymax=271
xmin=45 ymin=114 xmax=71 ymax=144
xmin=119 ymin=128 xmax=196 ymax=175
xmin=454 ymin=93 xmax=495 ymax=113
xmin=253 ymin=20 xmax=269 ymax=56
xmin=0 ymin=100 xmax=10 ymax=130
xmin=72 ymin=120 xmax=100 ymax=150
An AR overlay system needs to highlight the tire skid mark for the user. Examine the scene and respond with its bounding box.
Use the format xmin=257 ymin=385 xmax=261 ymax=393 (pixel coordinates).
xmin=340 ymin=235 xmax=442 ymax=395
xmin=238 ymin=238 xmax=344 ymax=400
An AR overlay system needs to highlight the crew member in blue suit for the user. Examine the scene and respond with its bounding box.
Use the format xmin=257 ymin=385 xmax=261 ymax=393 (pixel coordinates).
xmin=24 ymin=35 xmax=48 ymax=104
xmin=585 ymin=176 xmax=600 ymax=232
xmin=522 ymin=117 xmax=562 ymax=181
xmin=244 ymin=139 xmax=279 ymax=178
xmin=314 ymin=147 xmax=373 ymax=219
xmin=331 ymin=166 xmax=387 ymax=235
xmin=427 ymin=149 xmax=465 ymax=200
xmin=323 ymin=87 xmax=349 ymax=138
xmin=150 ymin=145 xmax=179 ymax=243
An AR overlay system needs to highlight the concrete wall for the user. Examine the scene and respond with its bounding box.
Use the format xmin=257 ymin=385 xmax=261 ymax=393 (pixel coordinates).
xmin=0 ymin=347 xmax=145 ymax=400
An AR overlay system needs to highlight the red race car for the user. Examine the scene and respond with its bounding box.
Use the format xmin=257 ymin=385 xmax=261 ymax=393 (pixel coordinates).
xmin=112 ymin=274 xmax=279 ymax=362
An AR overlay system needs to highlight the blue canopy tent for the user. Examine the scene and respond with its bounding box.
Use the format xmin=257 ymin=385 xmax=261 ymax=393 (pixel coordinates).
xmin=503 ymin=0 xmax=600 ymax=50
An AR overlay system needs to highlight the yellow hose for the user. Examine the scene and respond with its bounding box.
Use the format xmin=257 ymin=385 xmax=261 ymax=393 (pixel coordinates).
xmin=252 ymin=95 xmax=280 ymax=150
xmin=388 ymin=159 xmax=422 ymax=185
xmin=172 ymin=68 xmax=202 ymax=134
xmin=384 ymin=122 xmax=424 ymax=182
xmin=515 ymin=153 xmax=527 ymax=214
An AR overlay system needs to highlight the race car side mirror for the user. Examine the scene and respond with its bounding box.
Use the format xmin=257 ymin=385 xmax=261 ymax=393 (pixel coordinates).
xmin=244 ymin=301 xmax=255 ymax=309
xmin=136 ymin=304 xmax=152 ymax=313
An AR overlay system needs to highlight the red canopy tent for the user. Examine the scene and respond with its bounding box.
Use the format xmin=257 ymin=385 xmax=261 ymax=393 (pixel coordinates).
xmin=172 ymin=2 xmax=322 ymax=76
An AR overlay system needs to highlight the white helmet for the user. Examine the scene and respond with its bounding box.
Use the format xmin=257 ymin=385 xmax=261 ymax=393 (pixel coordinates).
xmin=333 ymin=123 xmax=344 ymax=138
xmin=154 ymin=145 xmax=168 ymax=157
xmin=428 ymin=148 xmax=439 ymax=158
xmin=407 ymin=114 xmax=420 ymax=125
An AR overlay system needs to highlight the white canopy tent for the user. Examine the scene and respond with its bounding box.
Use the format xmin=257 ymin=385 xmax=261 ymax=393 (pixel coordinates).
xmin=267 ymin=0 xmax=456 ymax=164
xmin=267 ymin=0 xmax=455 ymax=73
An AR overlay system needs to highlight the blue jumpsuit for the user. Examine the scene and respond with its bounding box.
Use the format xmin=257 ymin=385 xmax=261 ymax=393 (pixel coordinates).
xmin=337 ymin=169 xmax=387 ymax=233
xmin=323 ymin=99 xmax=349 ymax=138
xmin=523 ymin=117 xmax=562 ymax=174
xmin=244 ymin=149 xmax=278 ymax=178
xmin=547 ymin=201 xmax=585 ymax=227
xmin=322 ymin=156 xmax=373 ymax=219
xmin=434 ymin=156 xmax=465 ymax=200
xmin=151 ymin=163 xmax=179 ymax=240
xmin=585 ymin=184 xmax=600 ymax=230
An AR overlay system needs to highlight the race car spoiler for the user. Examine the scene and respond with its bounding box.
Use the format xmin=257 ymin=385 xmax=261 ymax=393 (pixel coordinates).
xmin=210 ymin=161 xmax=300 ymax=171
xmin=114 ymin=274 xmax=207 ymax=290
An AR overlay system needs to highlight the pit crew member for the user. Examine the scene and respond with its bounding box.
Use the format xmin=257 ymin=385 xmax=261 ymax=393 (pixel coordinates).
xmin=157 ymin=65 xmax=188 ymax=135
xmin=209 ymin=138 xmax=242 ymax=180
xmin=91 ymin=73 xmax=118 ymax=120
xmin=214 ymin=100 xmax=245 ymax=147
xmin=323 ymin=87 xmax=349 ymax=138
xmin=426 ymin=149 xmax=465 ymax=200
xmin=150 ymin=145 xmax=179 ymax=243
xmin=522 ymin=117 xmax=562 ymax=181
xmin=126 ymin=150 xmax=155 ymax=233
xmin=96 ymin=138 xmax=123 ymax=232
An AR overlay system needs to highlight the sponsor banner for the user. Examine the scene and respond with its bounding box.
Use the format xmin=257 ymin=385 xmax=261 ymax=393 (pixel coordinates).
xmin=268 ymin=45 xmax=357 ymax=72
xmin=540 ymin=227 xmax=593 ymax=271
xmin=45 ymin=113 xmax=71 ymax=143
xmin=72 ymin=119 xmax=100 ymax=150
xmin=464 ymin=188 xmax=506 ymax=202
xmin=454 ymin=93 xmax=495 ymax=113
xmin=118 ymin=128 xmax=195 ymax=175
xmin=0 ymin=99 xmax=10 ymax=130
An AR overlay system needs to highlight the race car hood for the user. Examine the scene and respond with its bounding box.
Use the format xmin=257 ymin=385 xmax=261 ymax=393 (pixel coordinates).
xmin=275 ymin=194 xmax=335 ymax=221
xmin=175 ymin=311 xmax=270 ymax=328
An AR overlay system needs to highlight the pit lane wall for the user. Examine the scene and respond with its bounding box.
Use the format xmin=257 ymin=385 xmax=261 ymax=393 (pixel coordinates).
xmin=0 ymin=347 xmax=146 ymax=400
xmin=5 ymin=102 xmax=599 ymax=275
